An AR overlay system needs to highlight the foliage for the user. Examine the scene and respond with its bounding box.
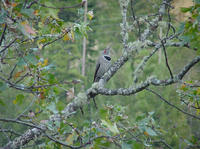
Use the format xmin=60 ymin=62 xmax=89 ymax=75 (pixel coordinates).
xmin=180 ymin=0 xmax=200 ymax=52
xmin=0 ymin=0 xmax=200 ymax=149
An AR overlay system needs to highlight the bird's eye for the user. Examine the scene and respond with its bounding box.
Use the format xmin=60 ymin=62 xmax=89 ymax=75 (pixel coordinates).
xmin=104 ymin=56 xmax=111 ymax=61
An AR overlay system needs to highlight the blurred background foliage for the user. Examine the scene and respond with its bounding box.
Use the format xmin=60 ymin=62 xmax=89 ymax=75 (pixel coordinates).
xmin=0 ymin=0 xmax=200 ymax=148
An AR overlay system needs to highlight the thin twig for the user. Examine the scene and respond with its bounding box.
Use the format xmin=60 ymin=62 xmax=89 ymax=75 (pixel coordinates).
xmin=0 ymin=118 xmax=43 ymax=129
xmin=153 ymin=140 xmax=173 ymax=149
xmin=130 ymin=0 xmax=141 ymax=40
xmin=161 ymin=40 xmax=173 ymax=78
xmin=8 ymin=64 xmax=18 ymax=80
xmin=37 ymin=1 xmax=85 ymax=9
xmin=0 ymin=23 xmax=7 ymax=46
xmin=0 ymin=38 xmax=17 ymax=54
xmin=0 ymin=128 xmax=21 ymax=136
xmin=146 ymin=88 xmax=200 ymax=120
xmin=166 ymin=4 xmax=172 ymax=37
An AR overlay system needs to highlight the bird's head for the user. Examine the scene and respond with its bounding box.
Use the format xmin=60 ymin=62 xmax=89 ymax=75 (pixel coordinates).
xmin=102 ymin=47 xmax=110 ymax=56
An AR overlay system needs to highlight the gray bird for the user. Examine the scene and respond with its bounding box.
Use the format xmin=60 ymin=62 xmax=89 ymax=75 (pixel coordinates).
xmin=92 ymin=47 xmax=111 ymax=109
xmin=93 ymin=47 xmax=112 ymax=82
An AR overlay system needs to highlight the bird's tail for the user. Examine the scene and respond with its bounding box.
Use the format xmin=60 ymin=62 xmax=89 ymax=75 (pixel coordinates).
xmin=92 ymin=97 xmax=98 ymax=109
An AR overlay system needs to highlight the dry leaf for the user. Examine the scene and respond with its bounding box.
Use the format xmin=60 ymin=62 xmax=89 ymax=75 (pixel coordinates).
xmin=13 ymin=99 xmax=17 ymax=104
xmin=87 ymin=11 xmax=94 ymax=20
xmin=14 ymin=71 xmax=23 ymax=79
xmin=21 ymin=21 xmax=36 ymax=35
xmin=66 ymin=88 xmax=75 ymax=102
xmin=42 ymin=59 xmax=48 ymax=67
xmin=11 ymin=2 xmax=18 ymax=7
xmin=63 ymin=33 xmax=70 ymax=41
xmin=34 ymin=10 xmax=39 ymax=16
xmin=144 ymin=131 xmax=149 ymax=136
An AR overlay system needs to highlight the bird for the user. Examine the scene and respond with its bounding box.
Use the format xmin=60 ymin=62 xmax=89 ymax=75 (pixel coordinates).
xmin=92 ymin=47 xmax=112 ymax=109
xmin=93 ymin=47 xmax=112 ymax=82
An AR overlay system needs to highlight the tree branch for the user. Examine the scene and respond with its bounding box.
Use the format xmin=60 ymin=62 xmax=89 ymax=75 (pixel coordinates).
xmin=34 ymin=0 xmax=86 ymax=9
xmin=0 ymin=23 xmax=7 ymax=46
xmin=0 ymin=38 xmax=17 ymax=54
xmin=146 ymin=88 xmax=200 ymax=120
xmin=161 ymin=40 xmax=173 ymax=78
xmin=0 ymin=118 xmax=43 ymax=129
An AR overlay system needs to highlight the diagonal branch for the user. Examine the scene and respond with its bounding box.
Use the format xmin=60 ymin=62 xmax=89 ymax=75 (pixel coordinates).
xmin=130 ymin=0 xmax=141 ymax=39
xmin=146 ymin=88 xmax=200 ymax=120
xmin=0 ymin=38 xmax=17 ymax=54
xmin=0 ymin=118 xmax=43 ymax=130
xmin=0 ymin=23 xmax=7 ymax=46
xmin=161 ymin=40 xmax=173 ymax=78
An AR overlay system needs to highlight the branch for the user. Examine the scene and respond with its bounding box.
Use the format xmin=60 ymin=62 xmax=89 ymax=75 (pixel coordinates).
xmin=0 ymin=76 xmax=32 ymax=92
xmin=37 ymin=0 xmax=85 ymax=9
xmin=95 ymin=55 xmax=200 ymax=96
xmin=0 ymin=118 xmax=43 ymax=129
xmin=130 ymin=0 xmax=141 ymax=39
xmin=0 ymin=23 xmax=7 ymax=46
xmin=4 ymin=128 xmax=44 ymax=149
xmin=0 ymin=129 xmax=21 ymax=136
xmin=161 ymin=40 xmax=173 ymax=78
xmin=119 ymin=0 xmax=129 ymax=50
xmin=153 ymin=140 xmax=172 ymax=149
xmin=146 ymin=88 xmax=200 ymax=120
xmin=0 ymin=38 xmax=17 ymax=54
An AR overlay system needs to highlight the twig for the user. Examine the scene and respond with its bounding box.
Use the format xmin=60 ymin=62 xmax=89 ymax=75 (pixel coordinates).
xmin=161 ymin=40 xmax=173 ymax=78
xmin=0 ymin=118 xmax=43 ymax=129
xmin=180 ymin=99 xmax=200 ymax=110
xmin=153 ymin=140 xmax=172 ymax=149
xmin=37 ymin=1 xmax=85 ymax=9
xmin=0 ymin=23 xmax=7 ymax=46
xmin=166 ymin=4 xmax=172 ymax=37
xmin=42 ymin=35 xmax=64 ymax=49
xmin=130 ymin=0 xmax=141 ymax=40
xmin=15 ymin=95 xmax=37 ymax=120
xmin=146 ymin=88 xmax=200 ymax=120
xmin=8 ymin=64 xmax=18 ymax=80
xmin=26 ymin=0 xmax=38 ymax=9
xmin=15 ymin=73 xmax=30 ymax=84
xmin=0 ymin=38 xmax=17 ymax=54
xmin=0 ymin=129 xmax=21 ymax=136
xmin=0 ymin=124 xmax=10 ymax=142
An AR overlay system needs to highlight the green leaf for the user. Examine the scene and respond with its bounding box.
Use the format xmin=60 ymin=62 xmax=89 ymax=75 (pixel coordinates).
xmin=94 ymin=137 xmax=111 ymax=148
xmin=0 ymin=99 xmax=5 ymax=106
xmin=46 ymin=103 xmax=58 ymax=114
xmin=16 ymin=94 xmax=25 ymax=105
xmin=20 ymin=9 xmax=34 ymax=18
xmin=99 ymin=108 xmax=107 ymax=119
xmin=101 ymin=120 xmax=119 ymax=134
xmin=0 ymin=9 xmax=7 ymax=24
xmin=0 ymin=82 xmax=7 ymax=91
xmin=145 ymin=127 xmax=157 ymax=136
xmin=24 ymin=54 xmax=37 ymax=65
xmin=47 ymin=73 xmax=56 ymax=84
xmin=178 ymin=23 xmax=185 ymax=33
xmin=181 ymin=7 xmax=192 ymax=13
xmin=56 ymin=101 xmax=65 ymax=112
xmin=122 ymin=142 xmax=132 ymax=149
xmin=17 ymin=58 xmax=26 ymax=66
xmin=148 ymin=111 xmax=154 ymax=116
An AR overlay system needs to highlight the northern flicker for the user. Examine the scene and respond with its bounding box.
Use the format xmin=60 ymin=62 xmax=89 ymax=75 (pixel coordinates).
xmin=93 ymin=47 xmax=112 ymax=82
xmin=92 ymin=47 xmax=111 ymax=109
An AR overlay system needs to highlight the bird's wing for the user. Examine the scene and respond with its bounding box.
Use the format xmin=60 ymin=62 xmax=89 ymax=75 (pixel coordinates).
xmin=93 ymin=63 xmax=100 ymax=82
